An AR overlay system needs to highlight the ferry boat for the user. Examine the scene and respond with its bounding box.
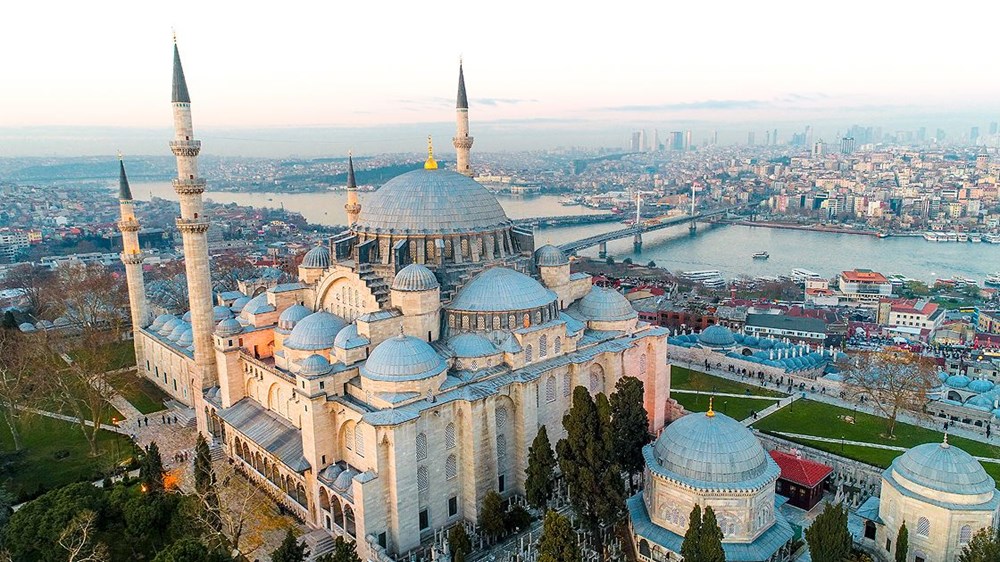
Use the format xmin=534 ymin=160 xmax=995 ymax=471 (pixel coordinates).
xmin=985 ymin=234 xmax=1000 ymax=244
xmin=970 ymin=234 xmax=982 ymax=243
xmin=944 ymin=232 xmax=959 ymax=242
xmin=986 ymin=273 xmax=1000 ymax=288
xmin=681 ymin=270 xmax=727 ymax=289
xmin=923 ymin=232 xmax=939 ymax=242
xmin=958 ymin=233 xmax=969 ymax=242
xmin=790 ymin=268 xmax=822 ymax=284
xmin=752 ymin=251 xmax=769 ymax=260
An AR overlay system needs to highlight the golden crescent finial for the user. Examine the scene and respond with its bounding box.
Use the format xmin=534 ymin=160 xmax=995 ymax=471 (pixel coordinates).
xmin=117 ymin=150 xmax=123 ymax=161
xmin=706 ymin=397 xmax=715 ymax=417
xmin=424 ymin=135 xmax=438 ymax=170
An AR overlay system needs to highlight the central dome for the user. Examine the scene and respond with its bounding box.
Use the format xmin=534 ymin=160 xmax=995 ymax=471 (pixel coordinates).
xmin=652 ymin=411 xmax=775 ymax=487
xmin=353 ymin=169 xmax=510 ymax=234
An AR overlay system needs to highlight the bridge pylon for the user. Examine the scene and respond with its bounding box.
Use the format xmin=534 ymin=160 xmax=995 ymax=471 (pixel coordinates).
xmin=689 ymin=221 xmax=697 ymax=235
xmin=598 ymin=241 xmax=607 ymax=258
xmin=633 ymin=231 xmax=642 ymax=253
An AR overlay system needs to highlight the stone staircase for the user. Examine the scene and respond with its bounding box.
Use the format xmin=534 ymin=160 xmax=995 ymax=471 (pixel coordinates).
xmin=163 ymin=400 xmax=197 ymax=427
xmin=208 ymin=441 xmax=226 ymax=463
xmin=302 ymin=528 xmax=337 ymax=560
xmin=357 ymin=263 xmax=391 ymax=308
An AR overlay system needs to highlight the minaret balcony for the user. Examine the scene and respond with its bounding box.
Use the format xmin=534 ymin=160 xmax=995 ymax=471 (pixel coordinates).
xmin=172 ymin=178 xmax=206 ymax=194
xmin=452 ymin=136 xmax=474 ymax=149
xmin=118 ymin=219 xmax=141 ymax=232
xmin=169 ymin=140 xmax=202 ymax=157
xmin=176 ymin=217 xmax=211 ymax=234
xmin=121 ymin=252 xmax=145 ymax=265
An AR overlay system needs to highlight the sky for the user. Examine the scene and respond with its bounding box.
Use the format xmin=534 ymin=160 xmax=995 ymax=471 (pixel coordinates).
xmin=3 ymin=0 xmax=1000 ymax=156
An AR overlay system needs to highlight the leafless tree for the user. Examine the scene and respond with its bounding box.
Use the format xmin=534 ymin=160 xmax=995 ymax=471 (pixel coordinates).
xmin=0 ymin=330 xmax=46 ymax=451
xmin=0 ymin=263 xmax=57 ymax=319
xmin=58 ymin=510 xmax=109 ymax=562
xmin=841 ymin=349 xmax=936 ymax=438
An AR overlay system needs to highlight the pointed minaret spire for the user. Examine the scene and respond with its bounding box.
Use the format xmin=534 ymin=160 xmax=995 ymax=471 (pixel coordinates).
xmin=344 ymin=151 xmax=361 ymax=226
xmin=172 ymin=37 xmax=191 ymax=104
xmin=118 ymin=151 xmax=133 ymax=201
xmin=453 ymin=59 xmax=474 ymax=176
xmin=347 ymin=153 xmax=357 ymax=189
xmin=456 ymin=59 xmax=469 ymax=109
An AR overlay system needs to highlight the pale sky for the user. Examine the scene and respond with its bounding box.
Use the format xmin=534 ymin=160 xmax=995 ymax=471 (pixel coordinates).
xmin=3 ymin=0 xmax=1000 ymax=156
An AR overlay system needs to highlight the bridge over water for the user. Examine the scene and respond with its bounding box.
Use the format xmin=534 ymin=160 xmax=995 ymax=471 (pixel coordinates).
xmin=557 ymin=206 xmax=743 ymax=255
xmin=512 ymin=213 xmax=620 ymax=228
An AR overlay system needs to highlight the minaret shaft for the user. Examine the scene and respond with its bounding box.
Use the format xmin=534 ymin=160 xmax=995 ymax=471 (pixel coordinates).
xmin=453 ymin=63 xmax=474 ymax=176
xmin=117 ymin=160 xmax=148 ymax=375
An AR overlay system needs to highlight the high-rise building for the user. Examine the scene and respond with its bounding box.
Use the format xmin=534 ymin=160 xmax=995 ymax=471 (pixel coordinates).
xmin=670 ymin=131 xmax=684 ymax=151
xmin=712 ymin=129 xmax=719 ymax=146
xmin=970 ymin=127 xmax=980 ymax=144
xmin=772 ymin=128 xmax=778 ymax=146
xmin=630 ymin=131 xmax=642 ymax=152
xmin=936 ymin=128 xmax=947 ymax=142
xmin=812 ymin=140 xmax=824 ymax=157
xmin=683 ymin=130 xmax=692 ymax=150
xmin=840 ymin=137 xmax=855 ymax=155
xmin=747 ymin=131 xmax=755 ymax=146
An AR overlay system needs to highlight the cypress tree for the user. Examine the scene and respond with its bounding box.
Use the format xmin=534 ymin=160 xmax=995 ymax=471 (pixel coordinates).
xmin=525 ymin=425 xmax=557 ymax=509
xmin=194 ymin=433 xmax=214 ymax=495
xmin=895 ymin=522 xmax=908 ymax=562
xmin=448 ymin=524 xmax=472 ymax=562
xmin=140 ymin=442 xmax=165 ymax=493
xmin=479 ymin=491 xmax=506 ymax=540
xmin=680 ymin=504 xmax=703 ymax=562
xmin=270 ymin=528 xmax=308 ymax=562
xmin=537 ymin=510 xmax=581 ymax=562
xmin=610 ymin=376 xmax=651 ymax=488
xmin=805 ymin=502 xmax=852 ymax=562
xmin=699 ymin=506 xmax=726 ymax=562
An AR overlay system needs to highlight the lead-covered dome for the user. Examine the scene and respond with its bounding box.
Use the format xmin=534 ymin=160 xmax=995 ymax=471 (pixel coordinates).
xmin=353 ymin=169 xmax=510 ymax=234
xmin=651 ymin=411 xmax=776 ymax=487
xmin=449 ymin=267 xmax=556 ymax=313
xmin=215 ymin=317 xmax=243 ymax=337
xmin=578 ymin=286 xmax=637 ymax=322
xmin=213 ymin=305 xmax=233 ymax=322
xmin=889 ymin=441 xmax=996 ymax=496
xmin=150 ymin=313 xmax=174 ymax=332
xmin=946 ymin=374 xmax=971 ymax=389
xmin=699 ymin=325 xmax=736 ymax=348
xmin=278 ymin=304 xmax=312 ymax=331
xmin=392 ymin=263 xmax=440 ymax=292
xmin=302 ymin=245 xmax=331 ymax=269
xmin=361 ymin=334 xmax=447 ymax=381
xmin=284 ymin=311 xmax=348 ymax=351
xmin=298 ymin=353 xmax=334 ymax=376
xmin=535 ymin=244 xmax=568 ymax=266
xmin=448 ymin=333 xmax=497 ymax=358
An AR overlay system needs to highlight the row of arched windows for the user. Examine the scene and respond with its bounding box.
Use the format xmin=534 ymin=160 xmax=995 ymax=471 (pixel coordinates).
xmin=318 ymin=486 xmax=356 ymax=537
xmin=232 ymin=437 xmax=307 ymax=508
xmin=446 ymin=303 xmax=561 ymax=333
xmin=344 ymin=422 xmax=365 ymax=457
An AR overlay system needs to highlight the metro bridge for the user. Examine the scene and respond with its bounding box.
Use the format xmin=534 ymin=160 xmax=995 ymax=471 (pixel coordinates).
xmin=511 ymin=213 xmax=620 ymax=228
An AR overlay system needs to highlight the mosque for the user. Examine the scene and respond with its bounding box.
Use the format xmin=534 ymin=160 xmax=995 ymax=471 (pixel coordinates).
xmin=117 ymin=40 xmax=672 ymax=559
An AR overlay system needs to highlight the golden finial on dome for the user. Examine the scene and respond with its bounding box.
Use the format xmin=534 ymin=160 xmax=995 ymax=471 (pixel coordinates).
xmin=424 ymin=135 xmax=438 ymax=170
xmin=706 ymin=397 xmax=716 ymax=417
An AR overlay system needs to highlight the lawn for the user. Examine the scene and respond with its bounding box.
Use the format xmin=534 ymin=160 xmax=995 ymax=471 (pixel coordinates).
xmin=670 ymin=366 xmax=787 ymax=398
xmin=106 ymin=370 xmax=170 ymax=414
xmin=752 ymin=399 xmax=1000 ymax=479
xmin=0 ymin=416 xmax=135 ymax=502
xmin=69 ymin=339 xmax=136 ymax=372
xmin=672 ymin=391 xmax=779 ymax=422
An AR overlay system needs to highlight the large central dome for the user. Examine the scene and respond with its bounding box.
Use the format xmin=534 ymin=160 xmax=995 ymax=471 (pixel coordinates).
xmin=353 ymin=169 xmax=510 ymax=235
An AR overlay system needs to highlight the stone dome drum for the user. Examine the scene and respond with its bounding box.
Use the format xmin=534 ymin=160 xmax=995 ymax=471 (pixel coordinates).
xmin=353 ymin=169 xmax=511 ymax=235
xmin=298 ymin=353 xmax=334 ymax=376
xmin=578 ymin=286 xmax=637 ymax=322
xmin=392 ymin=263 xmax=440 ymax=292
xmin=651 ymin=411 xmax=776 ymax=487
xmin=889 ymin=441 xmax=996 ymax=496
xmin=361 ymin=334 xmax=447 ymax=381
xmin=535 ymin=244 xmax=568 ymax=266
xmin=284 ymin=311 xmax=348 ymax=351
xmin=215 ymin=317 xmax=243 ymax=337
xmin=302 ymin=245 xmax=331 ymax=269
xmin=449 ymin=267 xmax=556 ymax=313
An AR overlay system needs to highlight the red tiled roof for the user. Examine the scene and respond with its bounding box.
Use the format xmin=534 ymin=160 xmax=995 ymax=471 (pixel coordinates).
xmin=769 ymin=450 xmax=833 ymax=488
xmin=841 ymin=269 xmax=887 ymax=283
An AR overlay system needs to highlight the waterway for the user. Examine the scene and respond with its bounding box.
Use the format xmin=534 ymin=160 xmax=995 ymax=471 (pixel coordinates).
xmin=132 ymin=181 xmax=1000 ymax=284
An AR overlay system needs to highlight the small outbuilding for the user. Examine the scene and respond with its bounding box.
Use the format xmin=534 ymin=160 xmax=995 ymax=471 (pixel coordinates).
xmin=769 ymin=450 xmax=832 ymax=510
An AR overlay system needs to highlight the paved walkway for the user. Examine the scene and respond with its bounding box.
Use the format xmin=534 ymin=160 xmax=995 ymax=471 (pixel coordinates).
xmin=670 ymin=389 xmax=782 ymax=399
xmin=742 ymin=394 xmax=801 ymax=427
xmin=774 ymin=431 xmax=1000 ymax=464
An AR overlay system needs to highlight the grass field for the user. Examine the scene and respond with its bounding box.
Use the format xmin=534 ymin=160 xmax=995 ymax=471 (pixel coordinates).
xmin=670 ymin=366 xmax=787 ymax=398
xmin=106 ymin=370 xmax=170 ymax=414
xmin=672 ymin=391 xmax=779 ymax=422
xmin=69 ymin=340 xmax=136 ymax=372
xmin=751 ymin=399 xmax=1000 ymax=482
xmin=0 ymin=416 xmax=135 ymax=502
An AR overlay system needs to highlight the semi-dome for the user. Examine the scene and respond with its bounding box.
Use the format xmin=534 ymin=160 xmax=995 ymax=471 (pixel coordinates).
xmin=284 ymin=311 xmax=348 ymax=351
xmin=18 ymin=322 xmax=35 ymax=332
xmin=298 ymin=353 xmax=333 ymax=376
xmin=353 ymin=169 xmax=510 ymax=234
xmin=230 ymin=296 xmax=251 ymax=313
xmin=448 ymin=333 xmax=497 ymax=358
xmin=698 ymin=325 xmax=737 ymax=348
xmin=334 ymin=324 xmax=365 ymax=349
xmin=392 ymin=263 xmax=440 ymax=292
xmin=535 ymin=244 xmax=568 ymax=266
xmin=150 ymin=313 xmax=174 ymax=331
xmin=449 ymin=267 xmax=556 ymax=313
xmin=651 ymin=411 xmax=775 ymax=487
xmin=302 ymin=245 xmax=331 ymax=269
xmin=278 ymin=304 xmax=312 ymax=331
xmin=213 ymin=305 xmax=233 ymax=322
xmin=578 ymin=286 xmax=637 ymax=322
xmin=215 ymin=317 xmax=244 ymax=337
xmin=361 ymin=334 xmax=447 ymax=381
xmin=889 ymin=440 xmax=996 ymax=495
xmin=946 ymin=374 xmax=971 ymax=389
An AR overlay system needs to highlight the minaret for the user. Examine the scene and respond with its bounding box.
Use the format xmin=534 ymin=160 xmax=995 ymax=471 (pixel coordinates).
xmin=116 ymin=154 xmax=149 ymax=376
xmin=452 ymin=61 xmax=474 ymax=176
xmin=169 ymin=38 xmax=217 ymax=397
xmin=344 ymin=153 xmax=361 ymax=226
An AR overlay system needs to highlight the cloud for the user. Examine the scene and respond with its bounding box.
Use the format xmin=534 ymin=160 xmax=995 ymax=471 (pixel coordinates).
xmin=476 ymin=97 xmax=539 ymax=106
xmin=603 ymin=93 xmax=836 ymax=113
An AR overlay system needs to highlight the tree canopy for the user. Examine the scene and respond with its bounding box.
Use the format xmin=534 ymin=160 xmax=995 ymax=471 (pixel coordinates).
xmin=270 ymin=528 xmax=309 ymax=562
xmin=537 ymin=510 xmax=581 ymax=562
xmin=805 ymin=502 xmax=852 ymax=562
xmin=525 ymin=425 xmax=557 ymax=509
xmin=959 ymin=527 xmax=1000 ymax=562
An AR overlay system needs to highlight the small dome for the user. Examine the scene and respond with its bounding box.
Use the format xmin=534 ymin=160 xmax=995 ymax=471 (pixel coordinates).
xmin=449 ymin=267 xmax=556 ymax=313
xmin=159 ymin=317 xmax=182 ymax=336
xmin=298 ymin=354 xmax=333 ymax=376
xmin=698 ymin=325 xmax=736 ymax=348
xmin=230 ymin=296 xmax=251 ymax=313
xmin=167 ymin=321 xmax=190 ymax=342
xmin=946 ymin=374 xmax=971 ymax=389
xmin=302 ymin=245 xmax=331 ymax=269
xmin=18 ymin=322 xmax=35 ymax=332
xmin=177 ymin=328 xmax=194 ymax=347
xmin=361 ymin=334 xmax=447 ymax=381
xmin=215 ymin=317 xmax=243 ymax=337
xmin=213 ymin=305 xmax=233 ymax=322
xmin=535 ymin=244 xmax=568 ymax=266
xmin=241 ymin=294 xmax=274 ymax=317
xmin=937 ymin=371 xmax=950 ymax=383
xmin=334 ymin=324 xmax=367 ymax=349
xmin=652 ymin=411 xmax=774 ymax=486
xmin=392 ymin=263 xmax=440 ymax=292
xmin=966 ymin=395 xmax=993 ymax=410
xmin=182 ymin=311 xmax=192 ymax=322
xmin=284 ymin=311 xmax=348 ymax=351
xmin=889 ymin=441 xmax=996 ymax=496
xmin=150 ymin=314 xmax=174 ymax=331
xmin=278 ymin=304 xmax=312 ymax=331
xmin=448 ymin=333 xmax=497 ymax=358
xmin=578 ymin=286 xmax=637 ymax=322
xmin=969 ymin=379 xmax=995 ymax=393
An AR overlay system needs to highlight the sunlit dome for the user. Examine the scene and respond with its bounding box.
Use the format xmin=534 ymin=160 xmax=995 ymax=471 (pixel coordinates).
xmin=299 ymin=353 xmax=333 ymax=376
xmin=578 ymin=286 xmax=637 ymax=322
xmin=449 ymin=267 xmax=556 ymax=313
xmin=698 ymin=325 xmax=736 ymax=348
xmin=888 ymin=441 xmax=996 ymax=496
xmin=213 ymin=305 xmax=233 ymax=322
xmin=278 ymin=304 xmax=312 ymax=331
xmin=302 ymin=245 xmax=331 ymax=269
xmin=448 ymin=333 xmax=497 ymax=358
xmin=215 ymin=317 xmax=243 ymax=337
xmin=284 ymin=311 xmax=348 ymax=351
xmin=535 ymin=244 xmax=568 ymax=266
xmin=392 ymin=263 xmax=440 ymax=292
xmin=361 ymin=334 xmax=447 ymax=382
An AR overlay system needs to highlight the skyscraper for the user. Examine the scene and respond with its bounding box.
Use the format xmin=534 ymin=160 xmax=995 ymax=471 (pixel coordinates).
xmin=670 ymin=131 xmax=684 ymax=151
xmin=970 ymin=126 xmax=980 ymax=144
xmin=747 ymin=131 xmax=755 ymax=146
xmin=840 ymin=137 xmax=855 ymax=155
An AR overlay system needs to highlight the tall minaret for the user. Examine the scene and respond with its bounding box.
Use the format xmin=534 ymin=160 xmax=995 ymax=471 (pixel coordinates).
xmin=344 ymin=153 xmax=361 ymax=226
xmin=117 ymin=154 xmax=149 ymax=376
xmin=452 ymin=61 xmax=474 ymax=176
xmin=169 ymin=38 xmax=217 ymax=396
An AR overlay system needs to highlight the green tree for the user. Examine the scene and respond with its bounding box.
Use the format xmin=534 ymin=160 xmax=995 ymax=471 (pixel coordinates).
xmin=699 ymin=506 xmax=725 ymax=562
xmin=610 ymin=376 xmax=650 ymax=491
xmin=623 ymin=257 xmax=633 ymax=265
xmin=0 ymin=486 xmax=14 ymax=530
xmin=1 ymin=311 xmax=15 ymax=329
xmin=141 ymin=442 xmax=165 ymax=493
xmin=895 ymin=522 xmax=908 ymax=562
xmin=316 ymin=536 xmax=362 ymax=562
xmin=680 ymin=505 xmax=703 ymax=562
xmin=194 ymin=433 xmax=214 ymax=494
xmin=2 ymin=482 xmax=106 ymax=562
xmin=479 ymin=491 xmax=506 ymax=540
xmin=959 ymin=527 xmax=1000 ymax=562
xmin=525 ymin=425 xmax=557 ymax=509
xmin=271 ymin=528 xmax=309 ymax=562
xmin=805 ymin=502 xmax=852 ymax=562
xmin=448 ymin=524 xmax=472 ymax=562
xmin=646 ymin=260 xmax=656 ymax=268
xmin=537 ymin=510 xmax=581 ymax=562
xmin=152 ymin=537 xmax=234 ymax=562
xmin=605 ymin=256 xmax=615 ymax=265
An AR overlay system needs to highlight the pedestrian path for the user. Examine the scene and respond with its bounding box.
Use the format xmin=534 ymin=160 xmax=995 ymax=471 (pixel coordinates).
xmin=741 ymin=394 xmax=800 ymax=426
xmin=670 ymin=389 xmax=780 ymax=399
xmin=773 ymin=431 xmax=1000 ymax=464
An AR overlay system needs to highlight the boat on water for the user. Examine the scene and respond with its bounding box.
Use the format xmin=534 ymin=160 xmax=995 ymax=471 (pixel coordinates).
xmin=790 ymin=268 xmax=822 ymax=284
xmin=971 ymin=234 xmax=982 ymax=243
xmin=923 ymin=232 xmax=939 ymax=241
xmin=752 ymin=251 xmax=769 ymax=259
xmin=986 ymin=273 xmax=1000 ymax=287
xmin=958 ymin=233 xmax=969 ymax=242
xmin=985 ymin=234 xmax=1000 ymax=244
xmin=681 ymin=270 xmax=727 ymax=289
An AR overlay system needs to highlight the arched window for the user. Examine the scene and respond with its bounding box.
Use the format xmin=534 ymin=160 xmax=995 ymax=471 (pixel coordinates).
xmin=916 ymin=517 xmax=930 ymax=537
xmin=590 ymin=364 xmax=605 ymax=394
xmin=446 ymin=454 xmax=457 ymax=480
xmin=449 ymin=315 xmax=456 ymax=328
xmin=534 ymin=311 xmax=541 ymax=324
xmin=496 ymin=434 xmax=507 ymax=462
xmin=525 ymin=344 xmax=533 ymax=363
xmin=355 ymin=426 xmax=365 ymax=457
xmin=496 ymin=406 xmax=508 ymax=430
xmin=639 ymin=353 xmax=647 ymax=377
xmin=493 ymin=316 xmax=501 ymax=330
xmin=345 ymin=423 xmax=354 ymax=451
xmin=445 ymin=423 xmax=456 ymax=449
xmin=523 ymin=313 xmax=530 ymax=327
xmin=415 ymin=432 xmax=428 ymax=461
xmin=960 ymin=525 xmax=973 ymax=544
xmin=563 ymin=372 xmax=572 ymax=397
xmin=508 ymin=314 xmax=516 ymax=327
xmin=554 ymin=337 xmax=562 ymax=355
xmin=477 ymin=315 xmax=485 ymax=330
xmin=417 ymin=466 xmax=429 ymax=496
xmin=539 ymin=335 xmax=548 ymax=357
xmin=545 ymin=376 xmax=556 ymax=403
